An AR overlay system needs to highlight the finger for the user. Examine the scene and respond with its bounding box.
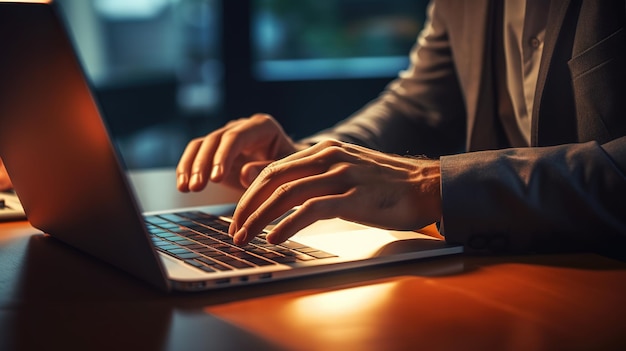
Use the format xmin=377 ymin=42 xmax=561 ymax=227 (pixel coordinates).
xmin=187 ymin=129 xmax=228 ymax=191
xmin=232 ymin=168 xmax=350 ymax=245
xmin=211 ymin=114 xmax=288 ymax=183
xmin=266 ymin=193 xmax=352 ymax=244
xmin=230 ymin=154 xmax=332 ymax=234
xmin=176 ymin=138 xmax=203 ymax=192
xmin=240 ymin=160 xmax=272 ymax=188
xmin=210 ymin=124 xmax=263 ymax=184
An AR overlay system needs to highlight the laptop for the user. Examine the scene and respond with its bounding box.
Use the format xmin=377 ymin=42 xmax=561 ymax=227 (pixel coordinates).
xmin=0 ymin=1 xmax=462 ymax=292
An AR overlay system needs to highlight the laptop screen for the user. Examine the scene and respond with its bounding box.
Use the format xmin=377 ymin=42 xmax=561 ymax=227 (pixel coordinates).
xmin=0 ymin=2 xmax=169 ymax=290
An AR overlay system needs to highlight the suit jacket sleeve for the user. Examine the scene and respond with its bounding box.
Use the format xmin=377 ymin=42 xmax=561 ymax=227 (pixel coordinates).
xmin=440 ymin=138 xmax=626 ymax=254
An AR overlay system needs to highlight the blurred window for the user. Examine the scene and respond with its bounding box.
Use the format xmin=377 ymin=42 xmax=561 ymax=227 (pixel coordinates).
xmin=58 ymin=0 xmax=222 ymax=115
xmin=252 ymin=0 xmax=430 ymax=81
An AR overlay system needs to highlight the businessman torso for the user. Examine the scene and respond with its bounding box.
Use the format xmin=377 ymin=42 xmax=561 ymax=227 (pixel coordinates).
xmin=438 ymin=0 xmax=626 ymax=150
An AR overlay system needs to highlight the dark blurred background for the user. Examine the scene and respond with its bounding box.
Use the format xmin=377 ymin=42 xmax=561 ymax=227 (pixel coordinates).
xmin=54 ymin=0 xmax=430 ymax=169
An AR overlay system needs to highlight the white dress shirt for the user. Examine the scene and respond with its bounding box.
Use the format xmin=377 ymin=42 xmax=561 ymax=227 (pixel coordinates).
xmin=503 ymin=0 xmax=551 ymax=146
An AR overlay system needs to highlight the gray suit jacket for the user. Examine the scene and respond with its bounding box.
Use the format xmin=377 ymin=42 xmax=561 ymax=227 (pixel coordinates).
xmin=304 ymin=0 xmax=626 ymax=254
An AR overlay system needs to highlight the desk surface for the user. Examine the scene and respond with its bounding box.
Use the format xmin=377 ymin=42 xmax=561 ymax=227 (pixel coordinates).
xmin=1 ymin=169 xmax=625 ymax=351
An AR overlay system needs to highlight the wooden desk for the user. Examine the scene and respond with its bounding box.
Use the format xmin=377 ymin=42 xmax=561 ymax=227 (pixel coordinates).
xmin=1 ymin=169 xmax=625 ymax=350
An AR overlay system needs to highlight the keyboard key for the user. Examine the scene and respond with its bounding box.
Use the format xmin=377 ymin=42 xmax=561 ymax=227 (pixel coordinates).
xmin=198 ymin=265 xmax=217 ymax=272
xmin=197 ymin=248 xmax=222 ymax=256
xmin=178 ymin=252 xmax=201 ymax=259
xmin=175 ymin=240 xmax=198 ymax=246
xmin=272 ymin=256 xmax=297 ymax=264
xmin=166 ymin=247 xmax=192 ymax=255
xmin=154 ymin=243 xmax=179 ymax=251
xmin=183 ymin=244 xmax=206 ymax=250
xmin=244 ymin=256 xmax=275 ymax=266
xmin=280 ymin=240 xmax=307 ymax=250
xmin=184 ymin=259 xmax=203 ymax=268
xmin=305 ymin=250 xmax=337 ymax=259
xmin=224 ymin=259 xmax=254 ymax=269
xmin=195 ymin=257 xmax=232 ymax=271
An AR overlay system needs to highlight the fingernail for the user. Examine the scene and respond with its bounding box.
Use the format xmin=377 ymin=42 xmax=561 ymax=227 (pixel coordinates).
xmin=210 ymin=164 xmax=223 ymax=181
xmin=190 ymin=173 xmax=201 ymax=188
xmin=177 ymin=173 xmax=187 ymax=187
xmin=228 ymin=222 xmax=236 ymax=236
xmin=233 ymin=227 xmax=248 ymax=246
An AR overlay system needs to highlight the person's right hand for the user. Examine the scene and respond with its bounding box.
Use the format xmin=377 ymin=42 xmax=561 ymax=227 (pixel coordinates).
xmin=176 ymin=113 xmax=300 ymax=192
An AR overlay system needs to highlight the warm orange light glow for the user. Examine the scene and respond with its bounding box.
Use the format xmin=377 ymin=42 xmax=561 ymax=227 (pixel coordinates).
xmin=287 ymin=281 xmax=396 ymax=318
xmin=282 ymin=281 xmax=397 ymax=345
xmin=205 ymin=259 xmax=626 ymax=351
xmin=206 ymin=280 xmax=400 ymax=350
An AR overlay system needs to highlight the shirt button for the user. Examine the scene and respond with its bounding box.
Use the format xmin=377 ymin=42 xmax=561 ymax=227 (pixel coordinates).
xmin=529 ymin=37 xmax=541 ymax=49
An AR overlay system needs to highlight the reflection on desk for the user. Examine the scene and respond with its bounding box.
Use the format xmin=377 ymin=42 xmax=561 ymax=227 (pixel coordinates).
xmin=209 ymin=255 xmax=626 ymax=350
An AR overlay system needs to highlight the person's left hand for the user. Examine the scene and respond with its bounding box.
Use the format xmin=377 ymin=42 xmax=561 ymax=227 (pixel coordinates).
xmin=228 ymin=140 xmax=443 ymax=246
xmin=0 ymin=158 xmax=13 ymax=191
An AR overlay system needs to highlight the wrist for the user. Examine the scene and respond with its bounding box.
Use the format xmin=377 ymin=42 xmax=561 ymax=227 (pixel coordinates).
xmin=409 ymin=158 xmax=442 ymax=227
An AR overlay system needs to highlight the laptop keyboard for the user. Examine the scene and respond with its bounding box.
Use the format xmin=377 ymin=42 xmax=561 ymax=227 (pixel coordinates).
xmin=144 ymin=211 xmax=336 ymax=272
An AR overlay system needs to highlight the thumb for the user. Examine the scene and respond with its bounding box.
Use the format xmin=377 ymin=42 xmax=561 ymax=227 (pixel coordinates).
xmin=240 ymin=161 xmax=272 ymax=188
